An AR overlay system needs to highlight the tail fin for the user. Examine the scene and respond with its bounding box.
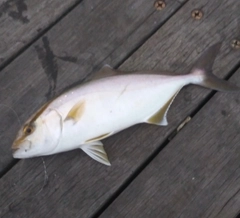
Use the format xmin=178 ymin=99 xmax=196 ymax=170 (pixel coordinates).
xmin=190 ymin=42 xmax=240 ymax=91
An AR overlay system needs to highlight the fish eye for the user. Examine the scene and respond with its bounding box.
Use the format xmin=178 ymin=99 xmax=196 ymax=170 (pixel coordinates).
xmin=23 ymin=125 xmax=34 ymax=135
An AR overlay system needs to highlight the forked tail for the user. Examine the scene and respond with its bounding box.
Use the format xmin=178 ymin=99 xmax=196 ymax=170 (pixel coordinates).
xmin=190 ymin=42 xmax=240 ymax=91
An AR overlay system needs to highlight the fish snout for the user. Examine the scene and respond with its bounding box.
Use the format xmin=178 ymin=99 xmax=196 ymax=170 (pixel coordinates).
xmin=12 ymin=141 xmax=21 ymax=151
xmin=12 ymin=147 xmax=19 ymax=152
xmin=12 ymin=139 xmax=31 ymax=154
xmin=12 ymin=143 xmax=21 ymax=158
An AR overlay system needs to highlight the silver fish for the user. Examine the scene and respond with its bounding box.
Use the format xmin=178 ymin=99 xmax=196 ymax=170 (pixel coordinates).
xmin=12 ymin=43 xmax=240 ymax=165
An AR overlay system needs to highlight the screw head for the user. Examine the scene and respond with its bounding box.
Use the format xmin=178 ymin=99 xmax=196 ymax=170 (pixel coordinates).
xmin=154 ymin=0 xmax=166 ymax=10
xmin=231 ymin=39 xmax=240 ymax=49
xmin=191 ymin=9 xmax=203 ymax=20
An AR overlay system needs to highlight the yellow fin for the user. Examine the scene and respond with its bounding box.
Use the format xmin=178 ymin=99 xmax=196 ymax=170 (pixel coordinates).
xmin=147 ymin=90 xmax=180 ymax=126
xmin=64 ymin=101 xmax=85 ymax=123
xmin=85 ymin=132 xmax=112 ymax=143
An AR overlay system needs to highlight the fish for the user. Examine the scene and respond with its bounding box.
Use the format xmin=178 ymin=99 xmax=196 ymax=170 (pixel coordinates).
xmin=12 ymin=42 xmax=240 ymax=166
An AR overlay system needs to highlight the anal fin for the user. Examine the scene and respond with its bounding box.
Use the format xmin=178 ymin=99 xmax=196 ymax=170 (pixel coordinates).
xmin=80 ymin=141 xmax=111 ymax=166
xmin=146 ymin=90 xmax=180 ymax=126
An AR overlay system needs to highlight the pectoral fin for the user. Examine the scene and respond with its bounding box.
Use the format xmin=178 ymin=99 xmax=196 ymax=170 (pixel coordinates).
xmin=64 ymin=101 xmax=85 ymax=123
xmin=146 ymin=90 xmax=180 ymax=126
xmin=80 ymin=141 xmax=111 ymax=166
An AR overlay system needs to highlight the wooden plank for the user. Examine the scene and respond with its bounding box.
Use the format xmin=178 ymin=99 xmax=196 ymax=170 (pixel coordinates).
xmin=0 ymin=0 xmax=81 ymax=68
xmin=1 ymin=1 xmax=240 ymax=218
xmin=0 ymin=0 xmax=184 ymax=174
xmin=100 ymin=69 xmax=240 ymax=218
xmin=0 ymin=0 xmax=188 ymax=216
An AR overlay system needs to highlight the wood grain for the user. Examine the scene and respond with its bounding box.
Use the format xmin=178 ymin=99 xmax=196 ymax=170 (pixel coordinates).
xmin=100 ymin=68 xmax=240 ymax=218
xmin=0 ymin=0 xmax=81 ymax=68
xmin=1 ymin=0 xmax=240 ymax=217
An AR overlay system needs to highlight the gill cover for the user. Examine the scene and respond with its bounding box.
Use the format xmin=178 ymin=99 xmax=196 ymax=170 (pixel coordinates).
xmin=40 ymin=109 xmax=63 ymax=155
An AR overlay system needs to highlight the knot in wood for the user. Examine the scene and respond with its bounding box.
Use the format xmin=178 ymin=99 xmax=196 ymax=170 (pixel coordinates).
xmin=154 ymin=0 xmax=166 ymax=10
xmin=191 ymin=9 xmax=203 ymax=20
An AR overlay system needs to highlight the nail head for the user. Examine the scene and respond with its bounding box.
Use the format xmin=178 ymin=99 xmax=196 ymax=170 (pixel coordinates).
xmin=154 ymin=0 xmax=166 ymax=10
xmin=191 ymin=9 xmax=203 ymax=20
xmin=231 ymin=39 xmax=240 ymax=49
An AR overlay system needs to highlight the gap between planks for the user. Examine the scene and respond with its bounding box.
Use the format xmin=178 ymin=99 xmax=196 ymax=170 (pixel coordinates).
xmin=235 ymin=212 xmax=240 ymax=218
xmin=114 ymin=0 xmax=189 ymax=70
xmin=0 ymin=0 xmax=83 ymax=72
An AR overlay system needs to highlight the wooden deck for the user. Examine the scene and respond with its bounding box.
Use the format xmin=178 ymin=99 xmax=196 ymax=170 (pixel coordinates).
xmin=1 ymin=0 xmax=240 ymax=217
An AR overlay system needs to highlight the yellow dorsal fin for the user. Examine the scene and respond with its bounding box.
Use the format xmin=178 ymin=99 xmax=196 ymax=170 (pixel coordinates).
xmin=146 ymin=90 xmax=181 ymax=126
xmin=64 ymin=101 xmax=85 ymax=123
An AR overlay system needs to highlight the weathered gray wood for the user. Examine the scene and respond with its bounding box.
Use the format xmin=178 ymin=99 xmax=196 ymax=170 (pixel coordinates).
xmin=0 ymin=0 xmax=184 ymax=174
xmin=100 ymin=69 xmax=240 ymax=218
xmin=1 ymin=0 xmax=240 ymax=218
xmin=0 ymin=0 xmax=81 ymax=68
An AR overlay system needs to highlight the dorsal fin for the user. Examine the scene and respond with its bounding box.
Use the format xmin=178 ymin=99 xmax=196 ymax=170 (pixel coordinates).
xmin=146 ymin=90 xmax=181 ymax=126
xmin=92 ymin=64 xmax=182 ymax=81
xmin=92 ymin=65 xmax=119 ymax=80
xmin=64 ymin=101 xmax=85 ymax=123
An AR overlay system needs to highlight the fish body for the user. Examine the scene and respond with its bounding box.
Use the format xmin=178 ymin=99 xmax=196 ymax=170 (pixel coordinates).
xmin=12 ymin=43 xmax=240 ymax=165
xmin=45 ymin=74 xmax=191 ymax=153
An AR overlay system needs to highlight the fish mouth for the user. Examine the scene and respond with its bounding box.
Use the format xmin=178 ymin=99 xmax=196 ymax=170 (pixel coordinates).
xmin=12 ymin=148 xmax=20 ymax=159
xmin=13 ymin=151 xmax=21 ymax=159
xmin=12 ymin=147 xmax=19 ymax=152
xmin=12 ymin=140 xmax=32 ymax=158
xmin=12 ymin=144 xmax=20 ymax=154
xmin=12 ymin=137 xmax=25 ymax=151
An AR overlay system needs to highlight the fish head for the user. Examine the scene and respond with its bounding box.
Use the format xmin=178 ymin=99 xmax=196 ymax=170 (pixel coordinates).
xmin=12 ymin=109 xmax=62 ymax=158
